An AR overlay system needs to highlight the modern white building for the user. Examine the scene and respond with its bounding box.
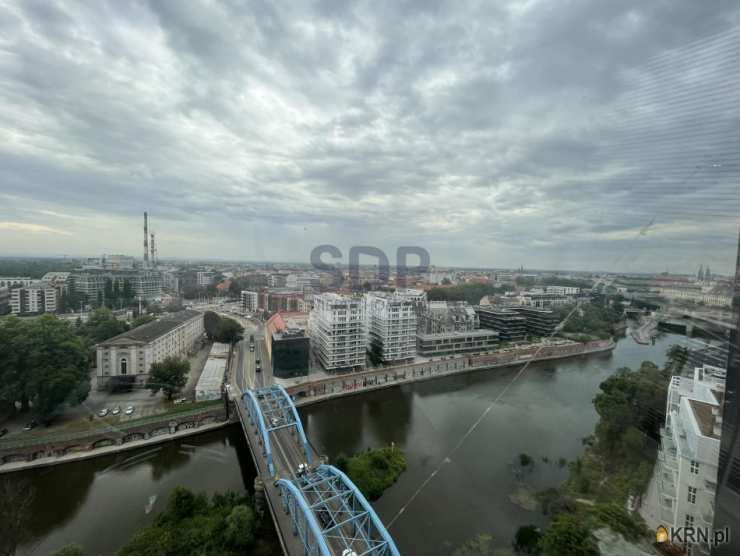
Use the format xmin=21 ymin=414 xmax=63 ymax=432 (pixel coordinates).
xmin=10 ymin=285 xmax=57 ymax=315
xmin=0 ymin=277 xmax=35 ymax=288
xmin=286 ymin=272 xmax=321 ymax=291
xmin=656 ymin=364 xmax=725 ymax=555
xmin=365 ymin=292 xmax=417 ymax=363
xmin=196 ymin=271 xmax=214 ymax=287
xmin=309 ymin=293 xmax=366 ymax=371
xmin=96 ymin=309 xmax=204 ymax=389
xmin=241 ymin=290 xmax=258 ymax=312
xmin=545 ymin=285 xmax=581 ymax=296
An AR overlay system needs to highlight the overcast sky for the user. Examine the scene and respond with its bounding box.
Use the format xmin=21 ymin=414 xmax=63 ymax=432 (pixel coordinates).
xmin=1 ymin=1 xmax=739 ymax=274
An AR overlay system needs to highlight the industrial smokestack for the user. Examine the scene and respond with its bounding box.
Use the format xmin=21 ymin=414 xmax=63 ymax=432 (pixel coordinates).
xmin=150 ymin=232 xmax=156 ymax=265
xmin=144 ymin=212 xmax=149 ymax=266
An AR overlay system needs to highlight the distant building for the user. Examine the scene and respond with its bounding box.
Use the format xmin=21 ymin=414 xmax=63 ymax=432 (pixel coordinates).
xmin=655 ymin=364 xmax=725 ymax=555
xmin=96 ymin=309 xmax=204 ymax=389
xmin=0 ymin=277 xmax=34 ymax=288
xmin=261 ymin=290 xmax=304 ymax=313
xmin=41 ymin=272 xmax=72 ymax=295
xmin=419 ymin=301 xmax=478 ymax=334
xmin=286 ymin=272 xmax=320 ymax=292
xmin=10 ymin=285 xmax=57 ymax=315
xmin=268 ymin=273 xmax=288 ymax=288
xmin=196 ymin=271 xmax=214 ymax=287
xmin=365 ymin=292 xmax=417 ymax=363
xmin=241 ymin=290 xmax=258 ymax=312
xmin=417 ymin=329 xmax=499 ymax=357
xmin=266 ymin=313 xmax=310 ymax=379
xmin=515 ymin=291 xmax=571 ymax=308
xmin=545 ymin=285 xmax=581 ymax=296
xmin=509 ymin=306 xmax=560 ymax=337
xmin=476 ymin=307 xmax=527 ymax=342
xmin=0 ymin=287 xmax=10 ymax=315
xmin=309 ymin=293 xmax=365 ymax=371
xmin=72 ymin=270 xmax=163 ymax=301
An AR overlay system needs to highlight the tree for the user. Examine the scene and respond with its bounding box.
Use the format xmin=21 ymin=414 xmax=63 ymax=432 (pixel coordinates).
xmin=131 ymin=314 xmax=156 ymax=328
xmin=53 ymin=546 xmax=86 ymax=556
xmin=513 ymin=525 xmax=542 ymax=554
xmin=147 ymin=356 xmax=190 ymax=400
xmin=79 ymin=308 xmax=129 ymax=344
xmin=223 ymin=505 xmax=256 ymax=550
xmin=0 ymin=478 xmax=35 ymax=556
xmin=203 ymin=311 xmax=221 ymax=340
xmin=217 ymin=318 xmax=244 ymax=344
xmin=538 ymin=514 xmax=598 ymax=556
xmin=453 ymin=534 xmax=494 ymax=556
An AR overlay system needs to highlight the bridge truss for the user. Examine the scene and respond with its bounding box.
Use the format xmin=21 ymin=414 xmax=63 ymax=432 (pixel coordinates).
xmin=277 ymin=465 xmax=401 ymax=556
xmin=243 ymin=385 xmax=312 ymax=476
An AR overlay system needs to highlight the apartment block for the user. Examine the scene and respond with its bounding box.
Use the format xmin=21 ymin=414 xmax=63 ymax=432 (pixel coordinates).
xmin=417 ymin=329 xmax=499 ymax=357
xmin=309 ymin=293 xmax=365 ymax=371
xmin=365 ymin=292 xmax=417 ymax=363
xmin=419 ymin=301 xmax=478 ymax=334
xmin=0 ymin=277 xmax=35 ymax=288
xmin=241 ymin=290 xmax=259 ymax=312
xmin=10 ymin=285 xmax=58 ymax=315
xmin=510 ymin=306 xmax=560 ymax=337
xmin=656 ymin=364 xmax=725 ymax=555
xmin=476 ymin=307 xmax=527 ymax=341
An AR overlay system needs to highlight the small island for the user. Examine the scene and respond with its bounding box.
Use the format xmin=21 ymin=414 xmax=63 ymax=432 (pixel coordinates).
xmin=335 ymin=445 xmax=407 ymax=501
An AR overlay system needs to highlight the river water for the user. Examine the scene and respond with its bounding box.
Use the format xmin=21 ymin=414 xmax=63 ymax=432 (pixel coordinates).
xmin=12 ymin=332 xmax=684 ymax=555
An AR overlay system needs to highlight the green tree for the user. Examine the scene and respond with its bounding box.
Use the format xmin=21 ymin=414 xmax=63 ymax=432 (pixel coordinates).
xmin=223 ymin=505 xmax=256 ymax=550
xmin=453 ymin=534 xmax=494 ymax=556
xmin=131 ymin=314 xmax=156 ymax=328
xmin=0 ymin=478 xmax=35 ymax=556
xmin=147 ymin=356 xmax=190 ymax=400
xmin=513 ymin=525 xmax=542 ymax=554
xmin=216 ymin=318 xmax=244 ymax=344
xmin=538 ymin=514 xmax=598 ymax=556
xmin=52 ymin=545 xmax=86 ymax=556
xmin=79 ymin=308 xmax=129 ymax=344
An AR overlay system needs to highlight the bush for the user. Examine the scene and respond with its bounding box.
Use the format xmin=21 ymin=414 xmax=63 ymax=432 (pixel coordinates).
xmin=341 ymin=446 xmax=407 ymax=501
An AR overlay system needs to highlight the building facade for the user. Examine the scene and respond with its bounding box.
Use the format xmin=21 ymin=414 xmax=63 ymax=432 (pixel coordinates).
xmin=96 ymin=309 xmax=204 ymax=389
xmin=656 ymin=364 xmax=725 ymax=555
xmin=0 ymin=277 xmax=35 ymax=288
xmin=10 ymin=285 xmax=57 ymax=315
xmin=309 ymin=293 xmax=365 ymax=371
xmin=365 ymin=292 xmax=417 ymax=363
xmin=416 ymin=329 xmax=499 ymax=357
xmin=0 ymin=287 xmax=10 ymax=315
xmin=419 ymin=301 xmax=478 ymax=334
xmin=241 ymin=290 xmax=259 ymax=312
xmin=476 ymin=307 xmax=527 ymax=341
xmin=510 ymin=307 xmax=560 ymax=337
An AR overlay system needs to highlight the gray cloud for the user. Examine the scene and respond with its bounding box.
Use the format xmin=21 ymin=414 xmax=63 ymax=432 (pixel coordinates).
xmin=0 ymin=0 xmax=739 ymax=273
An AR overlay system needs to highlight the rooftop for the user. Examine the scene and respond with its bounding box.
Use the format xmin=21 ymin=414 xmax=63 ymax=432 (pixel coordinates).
xmin=100 ymin=309 xmax=202 ymax=345
xmin=688 ymin=399 xmax=721 ymax=440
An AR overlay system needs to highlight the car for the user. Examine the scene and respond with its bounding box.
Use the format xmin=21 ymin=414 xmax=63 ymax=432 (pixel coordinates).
xmin=342 ymin=550 xmax=358 ymax=556
xmin=270 ymin=417 xmax=279 ymax=427
xmin=111 ymin=406 xmax=121 ymax=416
xmin=98 ymin=408 xmax=110 ymax=417
xmin=124 ymin=405 xmax=135 ymax=415
xmin=23 ymin=420 xmax=38 ymax=431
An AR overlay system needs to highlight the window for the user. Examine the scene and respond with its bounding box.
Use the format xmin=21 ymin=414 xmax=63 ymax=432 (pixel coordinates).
xmin=690 ymin=460 xmax=699 ymax=474
xmin=685 ymin=514 xmax=694 ymax=527
xmin=687 ymin=486 xmax=696 ymax=504
xmin=120 ymin=358 xmax=127 ymax=375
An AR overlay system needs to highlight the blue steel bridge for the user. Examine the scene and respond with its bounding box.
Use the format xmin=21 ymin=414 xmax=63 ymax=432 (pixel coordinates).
xmin=236 ymin=383 xmax=401 ymax=556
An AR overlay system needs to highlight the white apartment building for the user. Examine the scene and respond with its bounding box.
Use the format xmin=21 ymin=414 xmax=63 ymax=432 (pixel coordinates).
xmin=241 ymin=290 xmax=258 ymax=312
xmin=286 ymin=272 xmax=321 ymax=291
xmin=10 ymin=285 xmax=57 ymax=315
xmin=96 ymin=309 xmax=204 ymax=389
xmin=659 ymin=287 xmax=732 ymax=308
xmin=309 ymin=293 xmax=366 ymax=371
xmin=365 ymin=292 xmax=417 ymax=363
xmin=196 ymin=271 xmax=214 ymax=286
xmin=656 ymin=364 xmax=725 ymax=555
xmin=545 ymin=285 xmax=581 ymax=296
xmin=0 ymin=276 xmax=35 ymax=288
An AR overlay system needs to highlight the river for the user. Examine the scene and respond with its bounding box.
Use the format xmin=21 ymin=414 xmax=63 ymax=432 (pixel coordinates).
xmin=12 ymin=332 xmax=685 ymax=555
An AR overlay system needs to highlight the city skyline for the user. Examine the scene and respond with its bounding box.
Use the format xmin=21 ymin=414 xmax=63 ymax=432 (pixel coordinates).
xmin=1 ymin=2 xmax=739 ymax=273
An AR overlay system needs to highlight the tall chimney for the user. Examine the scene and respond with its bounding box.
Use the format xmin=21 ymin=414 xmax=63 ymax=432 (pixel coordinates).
xmin=150 ymin=232 xmax=156 ymax=265
xmin=143 ymin=212 xmax=149 ymax=266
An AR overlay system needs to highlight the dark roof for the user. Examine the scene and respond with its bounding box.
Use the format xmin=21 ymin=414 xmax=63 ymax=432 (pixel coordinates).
xmin=100 ymin=310 xmax=202 ymax=345
xmin=688 ymin=399 xmax=720 ymax=439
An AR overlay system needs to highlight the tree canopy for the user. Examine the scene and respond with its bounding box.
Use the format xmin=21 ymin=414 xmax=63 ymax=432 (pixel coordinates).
xmin=117 ymin=487 xmax=257 ymax=556
xmin=335 ymin=446 xmax=406 ymax=501
xmin=0 ymin=316 xmax=90 ymax=418
xmin=77 ymin=308 xmax=129 ymax=344
xmin=203 ymin=312 xmax=244 ymax=344
xmin=147 ymin=356 xmax=190 ymax=400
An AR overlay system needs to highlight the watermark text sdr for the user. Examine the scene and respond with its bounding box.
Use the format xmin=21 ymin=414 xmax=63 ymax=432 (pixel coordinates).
xmin=311 ymin=245 xmax=429 ymax=288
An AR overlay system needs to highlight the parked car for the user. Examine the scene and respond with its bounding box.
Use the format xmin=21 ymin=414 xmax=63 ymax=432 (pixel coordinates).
xmin=23 ymin=420 xmax=38 ymax=431
xmin=111 ymin=406 xmax=121 ymax=416
xmin=98 ymin=408 xmax=110 ymax=417
xmin=124 ymin=405 xmax=135 ymax=415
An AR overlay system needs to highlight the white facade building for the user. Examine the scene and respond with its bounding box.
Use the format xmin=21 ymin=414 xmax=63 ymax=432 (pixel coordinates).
xmin=241 ymin=290 xmax=258 ymax=312
xmin=656 ymin=364 xmax=725 ymax=555
xmin=197 ymin=271 xmax=214 ymax=286
xmin=309 ymin=293 xmax=366 ymax=371
xmin=96 ymin=310 xmax=204 ymax=389
xmin=0 ymin=277 xmax=35 ymax=288
xmin=545 ymin=285 xmax=581 ymax=296
xmin=10 ymin=285 xmax=57 ymax=315
xmin=365 ymin=292 xmax=417 ymax=363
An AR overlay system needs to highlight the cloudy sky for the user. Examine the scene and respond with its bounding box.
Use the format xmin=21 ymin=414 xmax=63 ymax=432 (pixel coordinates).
xmin=1 ymin=1 xmax=739 ymax=273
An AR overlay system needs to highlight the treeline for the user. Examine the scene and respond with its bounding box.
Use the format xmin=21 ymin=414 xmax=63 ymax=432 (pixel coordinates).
xmin=554 ymin=302 xmax=623 ymax=340
xmin=0 ymin=308 xmax=154 ymax=420
xmin=0 ymin=257 xmax=77 ymax=279
xmin=512 ymin=346 xmax=684 ymax=554
xmin=203 ymin=311 xmax=244 ymax=344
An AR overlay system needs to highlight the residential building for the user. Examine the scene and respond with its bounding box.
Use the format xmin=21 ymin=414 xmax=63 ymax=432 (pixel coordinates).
xmin=545 ymin=285 xmax=581 ymax=296
xmin=476 ymin=307 xmax=527 ymax=341
xmin=309 ymin=293 xmax=365 ymax=371
xmin=41 ymin=272 xmax=72 ymax=295
xmin=0 ymin=287 xmax=10 ymax=315
xmin=659 ymin=286 xmax=732 ymax=307
xmin=261 ymin=290 xmax=304 ymax=313
xmin=266 ymin=313 xmax=310 ymax=379
xmin=286 ymin=272 xmax=320 ymax=291
xmin=656 ymin=364 xmax=725 ymax=555
xmin=0 ymin=277 xmax=34 ymax=288
xmin=96 ymin=309 xmax=204 ymax=389
xmin=71 ymin=270 xmax=163 ymax=301
xmin=417 ymin=329 xmax=499 ymax=357
xmin=515 ymin=291 xmax=571 ymax=308
xmin=268 ymin=273 xmax=288 ymax=288
xmin=365 ymin=292 xmax=417 ymax=363
xmin=241 ymin=290 xmax=258 ymax=312
xmin=510 ymin=306 xmax=560 ymax=337
xmin=419 ymin=301 xmax=478 ymax=334
xmin=10 ymin=285 xmax=57 ymax=315
xmin=196 ymin=271 xmax=214 ymax=287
